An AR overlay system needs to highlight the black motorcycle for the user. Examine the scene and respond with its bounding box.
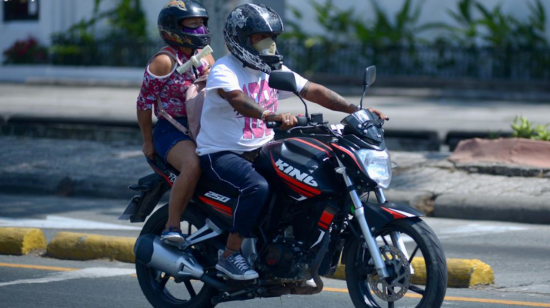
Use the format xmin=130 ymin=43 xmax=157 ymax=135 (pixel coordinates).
xmin=120 ymin=66 xmax=448 ymax=308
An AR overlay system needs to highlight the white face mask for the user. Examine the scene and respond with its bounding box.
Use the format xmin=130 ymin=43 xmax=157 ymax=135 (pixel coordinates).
xmin=252 ymin=37 xmax=277 ymax=56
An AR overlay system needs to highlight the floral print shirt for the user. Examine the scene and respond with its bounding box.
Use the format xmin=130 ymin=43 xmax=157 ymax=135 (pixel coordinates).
xmin=136 ymin=47 xmax=208 ymax=119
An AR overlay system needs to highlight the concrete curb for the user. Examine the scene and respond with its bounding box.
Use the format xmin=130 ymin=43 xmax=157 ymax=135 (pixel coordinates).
xmin=41 ymin=231 xmax=494 ymax=288
xmin=434 ymin=194 xmax=550 ymax=225
xmin=0 ymin=172 xmax=137 ymax=200
xmin=0 ymin=227 xmax=47 ymax=255
xmin=46 ymin=232 xmax=135 ymax=263
xmin=329 ymin=258 xmax=494 ymax=288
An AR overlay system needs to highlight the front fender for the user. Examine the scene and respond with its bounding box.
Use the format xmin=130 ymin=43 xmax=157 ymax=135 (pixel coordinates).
xmin=365 ymin=201 xmax=424 ymax=234
xmin=341 ymin=201 xmax=423 ymax=265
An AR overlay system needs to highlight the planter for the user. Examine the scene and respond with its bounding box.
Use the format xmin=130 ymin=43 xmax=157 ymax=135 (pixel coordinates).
xmin=449 ymin=138 xmax=550 ymax=169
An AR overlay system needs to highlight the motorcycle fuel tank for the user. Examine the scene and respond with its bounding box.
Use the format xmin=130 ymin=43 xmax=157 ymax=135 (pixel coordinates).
xmin=257 ymin=137 xmax=342 ymax=201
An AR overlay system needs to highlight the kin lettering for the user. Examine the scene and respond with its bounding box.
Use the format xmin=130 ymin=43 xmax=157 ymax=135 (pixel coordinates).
xmin=275 ymin=159 xmax=318 ymax=187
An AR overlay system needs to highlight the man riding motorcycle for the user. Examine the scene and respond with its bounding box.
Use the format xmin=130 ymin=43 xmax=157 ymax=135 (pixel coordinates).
xmin=195 ymin=3 xmax=388 ymax=281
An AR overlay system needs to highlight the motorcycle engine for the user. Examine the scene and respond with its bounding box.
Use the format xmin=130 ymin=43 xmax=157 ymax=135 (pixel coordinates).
xmin=260 ymin=228 xmax=305 ymax=279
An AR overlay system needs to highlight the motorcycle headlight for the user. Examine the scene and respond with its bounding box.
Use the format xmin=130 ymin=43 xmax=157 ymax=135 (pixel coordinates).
xmin=357 ymin=149 xmax=392 ymax=188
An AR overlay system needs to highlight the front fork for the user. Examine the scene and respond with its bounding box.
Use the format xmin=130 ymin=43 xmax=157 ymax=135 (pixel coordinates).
xmin=336 ymin=167 xmax=389 ymax=278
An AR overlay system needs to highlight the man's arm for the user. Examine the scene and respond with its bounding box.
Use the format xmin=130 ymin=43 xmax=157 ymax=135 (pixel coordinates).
xmin=218 ymin=89 xmax=297 ymax=129
xmin=300 ymin=81 xmax=388 ymax=119
xmin=299 ymin=82 xmax=358 ymax=113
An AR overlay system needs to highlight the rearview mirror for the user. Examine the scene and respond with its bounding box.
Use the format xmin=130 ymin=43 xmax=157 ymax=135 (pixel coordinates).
xmin=364 ymin=66 xmax=376 ymax=86
xmin=268 ymin=71 xmax=298 ymax=93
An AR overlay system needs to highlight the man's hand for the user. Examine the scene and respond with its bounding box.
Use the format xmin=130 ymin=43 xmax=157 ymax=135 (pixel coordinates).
xmin=142 ymin=141 xmax=155 ymax=160
xmin=266 ymin=113 xmax=297 ymax=130
xmin=368 ymin=107 xmax=389 ymax=121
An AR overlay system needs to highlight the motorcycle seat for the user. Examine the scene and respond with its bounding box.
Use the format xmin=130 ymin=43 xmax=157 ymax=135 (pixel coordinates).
xmin=147 ymin=154 xmax=240 ymax=198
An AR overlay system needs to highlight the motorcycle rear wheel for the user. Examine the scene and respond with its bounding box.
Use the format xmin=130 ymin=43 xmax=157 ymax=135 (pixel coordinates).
xmin=136 ymin=203 xmax=216 ymax=308
xmin=345 ymin=218 xmax=447 ymax=308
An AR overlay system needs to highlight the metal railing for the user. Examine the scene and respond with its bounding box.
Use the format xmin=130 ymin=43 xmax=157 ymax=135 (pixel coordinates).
xmin=48 ymin=39 xmax=550 ymax=82
xmin=278 ymin=42 xmax=550 ymax=82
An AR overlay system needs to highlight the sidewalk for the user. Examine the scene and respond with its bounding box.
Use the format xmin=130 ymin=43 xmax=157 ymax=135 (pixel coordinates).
xmin=1 ymin=136 xmax=549 ymax=225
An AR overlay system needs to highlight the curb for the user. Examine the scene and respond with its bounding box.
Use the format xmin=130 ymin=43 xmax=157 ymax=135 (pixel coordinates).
xmin=434 ymin=194 xmax=550 ymax=225
xmin=46 ymin=232 xmax=136 ymax=263
xmin=329 ymin=258 xmax=494 ymax=288
xmin=0 ymin=228 xmax=47 ymax=255
xmin=0 ymin=229 xmax=494 ymax=288
xmin=0 ymin=172 xmax=137 ymax=200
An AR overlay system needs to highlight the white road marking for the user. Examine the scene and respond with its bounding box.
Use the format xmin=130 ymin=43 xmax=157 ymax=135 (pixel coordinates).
xmin=0 ymin=215 xmax=141 ymax=230
xmin=438 ymin=223 xmax=528 ymax=235
xmin=377 ymin=222 xmax=529 ymax=243
xmin=0 ymin=267 xmax=135 ymax=287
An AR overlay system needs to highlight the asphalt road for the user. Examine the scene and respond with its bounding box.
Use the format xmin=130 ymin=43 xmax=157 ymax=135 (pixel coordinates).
xmin=0 ymin=193 xmax=549 ymax=307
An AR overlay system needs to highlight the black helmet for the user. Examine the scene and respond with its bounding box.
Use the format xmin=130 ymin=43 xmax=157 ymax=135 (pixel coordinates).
xmin=158 ymin=0 xmax=211 ymax=49
xmin=224 ymin=4 xmax=284 ymax=74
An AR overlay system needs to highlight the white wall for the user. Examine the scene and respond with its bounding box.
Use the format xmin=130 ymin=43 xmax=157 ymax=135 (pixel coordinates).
xmin=286 ymin=0 xmax=550 ymax=42
xmin=0 ymin=0 xmax=118 ymax=63
xmin=5 ymin=0 xmax=545 ymax=66
xmin=0 ymin=0 xmax=250 ymax=63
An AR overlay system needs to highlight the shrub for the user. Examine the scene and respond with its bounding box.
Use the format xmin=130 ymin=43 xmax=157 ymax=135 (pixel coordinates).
xmin=511 ymin=116 xmax=550 ymax=141
xmin=3 ymin=36 xmax=48 ymax=64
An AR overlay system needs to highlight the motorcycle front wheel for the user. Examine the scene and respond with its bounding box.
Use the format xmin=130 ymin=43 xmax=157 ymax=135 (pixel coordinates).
xmin=345 ymin=218 xmax=447 ymax=308
xmin=136 ymin=203 xmax=216 ymax=308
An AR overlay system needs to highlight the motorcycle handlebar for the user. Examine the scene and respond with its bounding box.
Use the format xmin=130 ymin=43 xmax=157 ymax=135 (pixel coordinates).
xmin=266 ymin=116 xmax=308 ymax=128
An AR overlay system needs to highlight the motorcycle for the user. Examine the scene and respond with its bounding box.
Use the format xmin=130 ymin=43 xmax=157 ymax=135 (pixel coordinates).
xmin=120 ymin=66 xmax=448 ymax=308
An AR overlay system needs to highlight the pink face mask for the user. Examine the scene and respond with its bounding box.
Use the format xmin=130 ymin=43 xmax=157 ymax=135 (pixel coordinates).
xmin=182 ymin=26 xmax=206 ymax=35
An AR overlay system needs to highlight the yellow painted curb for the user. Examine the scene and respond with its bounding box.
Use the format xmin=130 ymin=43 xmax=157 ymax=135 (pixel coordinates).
xmin=0 ymin=227 xmax=47 ymax=255
xmin=329 ymin=258 xmax=494 ymax=288
xmin=46 ymin=232 xmax=136 ymax=263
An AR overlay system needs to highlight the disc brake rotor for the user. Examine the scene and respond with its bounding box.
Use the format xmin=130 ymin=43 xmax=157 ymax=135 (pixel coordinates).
xmin=367 ymin=245 xmax=411 ymax=302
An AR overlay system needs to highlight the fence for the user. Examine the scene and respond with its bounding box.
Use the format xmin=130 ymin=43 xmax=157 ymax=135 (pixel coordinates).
xmin=279 ymin=42 xmax=550 ymax=83
xmin=48 ymin=39 xmax=550 ymax=83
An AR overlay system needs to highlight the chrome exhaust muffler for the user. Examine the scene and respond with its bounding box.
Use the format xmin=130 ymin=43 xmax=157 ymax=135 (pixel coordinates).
xmin=134 ymin=234 xmax=204 ymax=279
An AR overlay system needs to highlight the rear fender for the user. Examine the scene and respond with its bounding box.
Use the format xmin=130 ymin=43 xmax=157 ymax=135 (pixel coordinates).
xmin=121 ymin=173 xmax=171 ymax=223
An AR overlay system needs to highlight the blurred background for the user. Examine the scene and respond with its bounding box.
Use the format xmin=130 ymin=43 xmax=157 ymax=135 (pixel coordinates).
xmin=1 ymin=0 xmax=549 ymax=151
xmin=1 ymin=0 xmax=549 ymax=89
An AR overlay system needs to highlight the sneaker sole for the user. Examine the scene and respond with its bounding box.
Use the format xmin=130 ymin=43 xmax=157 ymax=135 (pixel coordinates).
xmin=215 ymin=264 xmax=259 ymax=280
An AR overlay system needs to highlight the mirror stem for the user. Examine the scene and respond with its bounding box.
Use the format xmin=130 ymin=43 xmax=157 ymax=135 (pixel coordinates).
xmin=359 ymin=85 xmax=369 ymax=110
xmin=294 ymin=91 xmax=309 ymax=120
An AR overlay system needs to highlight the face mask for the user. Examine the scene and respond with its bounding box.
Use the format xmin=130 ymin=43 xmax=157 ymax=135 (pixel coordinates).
xmin=182 ymin=25 xmax=206 ymax=35
xmin=253 ymin=37 xmax=277 ymax=56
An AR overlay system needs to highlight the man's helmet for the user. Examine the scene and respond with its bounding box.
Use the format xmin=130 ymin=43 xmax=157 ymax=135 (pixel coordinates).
xmin=224 ymin=4 xmax=284 ymax=74
xmin=158 ymin=0 xmax=211 ymax=49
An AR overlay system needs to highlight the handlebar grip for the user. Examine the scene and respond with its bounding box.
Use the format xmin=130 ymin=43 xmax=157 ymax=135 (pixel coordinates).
xmin=266 ymin=116 xmax=309 ymax=129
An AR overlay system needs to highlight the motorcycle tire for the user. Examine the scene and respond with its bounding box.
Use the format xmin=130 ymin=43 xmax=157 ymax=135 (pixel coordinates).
xmin=136 ymin=203 xmax=216 ymax=308
xmin=345 ymin=218 xmax=447 ymax=308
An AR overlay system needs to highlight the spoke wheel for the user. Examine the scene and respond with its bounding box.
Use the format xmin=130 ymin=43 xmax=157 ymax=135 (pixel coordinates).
xmin=345 ymin=218 xmax=447 ymax=308
xmin=136 ymin=204 xmax=216 ymax=308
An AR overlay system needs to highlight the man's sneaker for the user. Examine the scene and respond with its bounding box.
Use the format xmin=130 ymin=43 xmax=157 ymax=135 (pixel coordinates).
xmin=215 ymin=252 xmax=259 ymax=280
xmin=160 ymin=227 xmax=185 ymax=243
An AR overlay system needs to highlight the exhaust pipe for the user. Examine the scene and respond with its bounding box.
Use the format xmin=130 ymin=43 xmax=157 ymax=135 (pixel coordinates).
xmin=135 ymin=234 xmax=204 ymax=279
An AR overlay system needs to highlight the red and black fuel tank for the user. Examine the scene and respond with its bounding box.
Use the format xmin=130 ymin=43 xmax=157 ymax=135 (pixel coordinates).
xmin=256 ymin=137 xmax=343 ymax=201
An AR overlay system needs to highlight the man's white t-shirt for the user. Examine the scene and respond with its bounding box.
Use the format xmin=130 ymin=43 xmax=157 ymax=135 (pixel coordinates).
xmin=196 ymin=54 xmax=309 ymax=156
